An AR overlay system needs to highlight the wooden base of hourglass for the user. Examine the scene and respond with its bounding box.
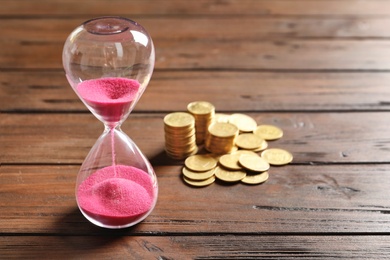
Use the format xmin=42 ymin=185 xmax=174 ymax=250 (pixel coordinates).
xmin=74 ymin=77 xmax=158 ymax=229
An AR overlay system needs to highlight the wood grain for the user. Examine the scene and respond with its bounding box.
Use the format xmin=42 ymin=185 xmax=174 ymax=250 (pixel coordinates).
xmin=2 ymin=235 xmax=390 ymax=259
xmin=1 ymin=165 xmax=389 ymax=234
xmin=5 ymin=38 xmax=390 ymax=70
xmin=2 ymin=17 xmax=390 ymax=70
xmin=2 ymin=71 xmax=390 ymax=112
xmin=3 ymin=0 xmax=390 ymax=16
xmin=4 ymin=17 xmax=390 ymax=42
xmin=1 ymin=112 xmax=390 ymax=164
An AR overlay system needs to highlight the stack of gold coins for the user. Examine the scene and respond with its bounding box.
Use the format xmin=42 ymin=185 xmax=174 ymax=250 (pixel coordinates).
xmin=164 ymin=112 xmax=198 ymax=160
xmin=187 ymin=101 xmax=215 ymax=144
xmin=205 ymin=122 xmax=239 ymax=154
xmin=182 ymin=154 xmax=218 ymax=187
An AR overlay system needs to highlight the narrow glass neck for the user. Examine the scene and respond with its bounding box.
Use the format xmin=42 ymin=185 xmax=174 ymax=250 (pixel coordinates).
xmin=104 ymin=123 xmax=122 ymax=132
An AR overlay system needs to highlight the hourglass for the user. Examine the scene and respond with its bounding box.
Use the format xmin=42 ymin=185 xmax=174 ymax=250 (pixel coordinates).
xmin=62 ymin=17 xmax=158 ymax=229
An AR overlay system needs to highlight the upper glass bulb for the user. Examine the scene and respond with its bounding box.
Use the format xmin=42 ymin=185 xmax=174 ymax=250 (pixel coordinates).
xmin=62 ymin=16 xmax=155 ymax=126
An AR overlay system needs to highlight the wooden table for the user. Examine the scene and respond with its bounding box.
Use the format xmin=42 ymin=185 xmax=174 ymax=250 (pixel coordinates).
xmin=1 ymin=0 xmax=390 ymax=258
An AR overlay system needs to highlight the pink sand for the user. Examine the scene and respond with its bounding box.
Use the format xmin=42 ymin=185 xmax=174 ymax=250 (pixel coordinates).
xmin=77 ymin=77 xmax=140 ymax=123
xmin=77 ymin=165 xmax=154 ymax=226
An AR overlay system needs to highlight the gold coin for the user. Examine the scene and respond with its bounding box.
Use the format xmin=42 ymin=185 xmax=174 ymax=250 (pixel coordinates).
xmin=165 ymin=146 xmax=198 ymax=160
xmin=249 ymin=139 xmax=268 ymax=152
xmin=229 ymin=145 xmax=239 ymax=153
xmin=165 ymin=143 xmax=197 ymax=153
xmin=214 ymin=166 xmax=246 ymax=182
xmin=165 ymin=135 xmax=196 ymax=145
xmin=214 ymin=113 xmax=231 ymax=123
xmin=206 ymin=145 xmax=237 ymax=155
xmin=184 ymin=154 xmax=218 ymax=172
xmin=166 ymin=138 xmax=196 ymax=148
xmin=208 ymin=122 xmax=239 ymax=138
xmin=204 ymin=137 xmax=236 ymax=154
xmin=234 ymin=150 xmax=259 ymax=157
xmin=164 ymin=112 xmax=195 ymax=128
xmin=241 ymin=171 xmax=269 ymax=185
xmin=183 ymin=175 xmax=215 ymax=187
xmin=166 ymin=146 xmax=197 ymax=155
xmin=193 ymin=116 xmax=214 ymax=123
xmin=218 ymin=153 xmax=243 ymax=170
xmin=229 ymin=113 xmax=257 ymax=132
xmin=238 ymin=154 xmax=270 ymax=172
xmin=182 ymin=167 xmax=216 ymax=181
xmin=187 ymin=101 xmax=215 ymax=115
xmin=164 ymin=126 xmax=195 ymax=135
xmin=253 ymin=125 xmax=283 ymax=140
xmin=261 ymin=148 xmax=293 ymax=165
xmin=235 ymin=133 xmax=264 ymax=150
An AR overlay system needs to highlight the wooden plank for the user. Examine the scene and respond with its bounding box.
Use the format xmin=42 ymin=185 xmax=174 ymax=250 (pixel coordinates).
xmin=3 ymin=37 xmax=390 ymax=70
xmin=156 ymin=39 xmax=390 ymax=70
xmin=1 ymin=112 xmax=390 ymax=164
xmin=3 ymin=17 xmax=390 ymax=43
xmin=3 ymin=0 xmax=390 ymax=16
xmin=2 ymin=18 xmax=390 ymax=69
xmin=2 ymin=71 xmax=390 ymax=112
xmin=1 ymin=164 xmax=390 ymax=234
xmin=1 ymin=235 xmax=390 ymax=259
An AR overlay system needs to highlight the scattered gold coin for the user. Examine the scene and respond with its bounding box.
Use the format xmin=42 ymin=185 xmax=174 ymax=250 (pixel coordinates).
xmin=214 ymin=113 xmax=231 ymax=123
xmin=241 ymin=171 xmax=269 ymax=185
xmin=182 ymin=167 xmax=216 ymax=181
xmin=230 ymin=145 xmax=239 ymax=153
xmin=239 ymin=154 xmax=270 ymax=172
xmin=249 ymin=139 xmax=268 ymax=152
xmin=214 ymin=166 xmax=246 ymax=182
xmin=261 ymin=148 xmax=293 ymax=165
xmin=218 ymin=153 xmax=243 ymax=170
xmin=235 ymin=133 xmax=265 ymax=150
xmin=184 ymin=154 xmax=218 ymax=172
xmin=229 ymin=113 xmax=257 ymax=132
xmin=254 ymin=124 xmax=283 ymax=141
xmin=234 ymin=150 xmax=259 ymax=157
xmin=183 ymin=175 xmax=215 ymax=187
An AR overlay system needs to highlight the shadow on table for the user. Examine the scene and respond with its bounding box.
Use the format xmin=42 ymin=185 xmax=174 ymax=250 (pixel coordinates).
xmin=45 ymin=207 xmax=142 ymax=255
xmin=55 ymin=206 xmax=141 ymax=234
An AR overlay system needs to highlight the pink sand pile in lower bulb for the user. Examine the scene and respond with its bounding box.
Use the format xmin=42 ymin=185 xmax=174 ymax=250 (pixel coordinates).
xmin=76 ymin=77 xmax=140 ymax=123
xmin=77 ymin=165 xmax=155 ymax=226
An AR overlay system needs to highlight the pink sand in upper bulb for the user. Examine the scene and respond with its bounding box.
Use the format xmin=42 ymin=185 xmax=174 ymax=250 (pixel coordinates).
xmin=77 ymin=165 xmax=155 ymax=226
xmin=77 ymin=77 xmax=140 ymax=123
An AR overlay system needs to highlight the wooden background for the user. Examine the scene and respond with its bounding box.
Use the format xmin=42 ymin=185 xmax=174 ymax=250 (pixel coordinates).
xmin=1 ymin=0 xmax=390 ymax=258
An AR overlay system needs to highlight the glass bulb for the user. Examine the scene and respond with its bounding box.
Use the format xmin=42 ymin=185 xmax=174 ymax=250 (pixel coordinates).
xmin=63 ymin=16 xmax=155 ymax=126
